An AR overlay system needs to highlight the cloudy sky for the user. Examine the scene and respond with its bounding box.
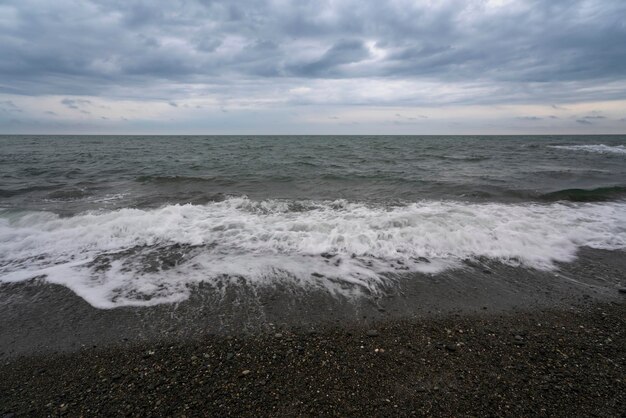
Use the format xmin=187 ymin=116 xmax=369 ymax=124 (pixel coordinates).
xmin=1 ymin=0 xmax=625 ymax=134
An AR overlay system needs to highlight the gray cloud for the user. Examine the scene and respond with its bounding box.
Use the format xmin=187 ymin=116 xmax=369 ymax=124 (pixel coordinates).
xmin=396 ymin=113 xmax=428 ymax=120
xmin=61 ymin=98 xmax=92 ymax=109
xmin=0 ymin=100 xmax=22 ymax=113
xmin=287 ymin=39 xmax=371 ymax=77
xmin=0 ymin=0 xmax=626 ymax=110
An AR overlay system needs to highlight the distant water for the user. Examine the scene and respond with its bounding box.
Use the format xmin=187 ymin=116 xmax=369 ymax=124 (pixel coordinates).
xmin=1 ymin=135 xmax=625 ymax=308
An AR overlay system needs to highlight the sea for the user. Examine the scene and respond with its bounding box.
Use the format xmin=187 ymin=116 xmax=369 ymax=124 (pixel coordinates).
xmin=1 ymin=135 xmax=625 ymax=309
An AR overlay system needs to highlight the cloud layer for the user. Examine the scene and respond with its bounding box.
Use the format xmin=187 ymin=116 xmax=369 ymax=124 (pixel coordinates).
xmin=1 ymin=0 xmax=625 ymax=133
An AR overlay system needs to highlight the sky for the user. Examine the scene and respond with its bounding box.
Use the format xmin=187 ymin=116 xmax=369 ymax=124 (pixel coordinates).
xmin=1 ymin=0 xmax=625 ymax=135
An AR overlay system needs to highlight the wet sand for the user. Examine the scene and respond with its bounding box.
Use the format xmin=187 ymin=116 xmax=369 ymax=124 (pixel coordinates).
xmin=1 ymin=247 xmax=625 ymax=415
xmin=1 ymin=247 xmax=624 ymax=359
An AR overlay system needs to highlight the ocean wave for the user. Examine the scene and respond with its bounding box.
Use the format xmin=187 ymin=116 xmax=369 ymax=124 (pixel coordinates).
xmin=549 ymin=144 xmax=626 ymax=155
xmin=135 ymin=175 xmax=238 ymax=186
xmin=436 ymin=154 xmax=490 ymax=162
xmin=540 ymin=186 xmax=626 ymax=202
xmin=1 ymin=197 xmax=625 ymax=308
xmin=0 ymin=184 xmax=60 ymax=198
xmin=45 ymin=188 xmax=93 ymax=200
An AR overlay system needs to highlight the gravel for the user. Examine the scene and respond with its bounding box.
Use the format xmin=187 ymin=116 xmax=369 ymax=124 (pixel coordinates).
xmin=1 ymin=302 xmax=624 ymax=417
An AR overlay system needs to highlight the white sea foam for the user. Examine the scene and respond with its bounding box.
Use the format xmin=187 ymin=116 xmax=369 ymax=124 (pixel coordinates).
xmin=1 ymin=198 xmax=625 ymax=308
xmin=550 ymin=144 xmax=626 ymax=155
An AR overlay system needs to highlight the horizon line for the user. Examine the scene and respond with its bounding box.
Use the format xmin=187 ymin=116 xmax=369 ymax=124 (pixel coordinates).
xmin=1 ymin=133 xmax=625 ymax=137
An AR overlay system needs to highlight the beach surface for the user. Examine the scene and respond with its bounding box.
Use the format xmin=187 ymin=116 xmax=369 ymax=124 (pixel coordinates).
xmin=1 ymin=246 xmax=625 ymax=416
xmin=1 ymin=300 xmax=624 ymax=417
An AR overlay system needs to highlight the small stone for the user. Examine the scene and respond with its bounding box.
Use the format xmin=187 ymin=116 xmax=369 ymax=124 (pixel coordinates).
xmin=274 ymin=333 xmax=283 ymax=338
xmin=514 ymin=335 xmax=524 ymax=341
xmin=445 ymin=344 xmax=457 ymax=352
xmin=366 ymin=329 xmax=379 ymax=337
xmin=240 ymin=370 xmax=251 ymax=377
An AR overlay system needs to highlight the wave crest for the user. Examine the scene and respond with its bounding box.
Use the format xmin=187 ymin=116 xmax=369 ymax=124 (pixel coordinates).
xmin=549 ymin=144 xmax=626 ymax=155
xmin=540 ymin=186 xmax=626 ymax=202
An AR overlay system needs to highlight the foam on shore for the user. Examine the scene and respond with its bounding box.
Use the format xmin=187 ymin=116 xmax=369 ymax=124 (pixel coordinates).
xmin=1 ymin=198 xmax=625 ymax=308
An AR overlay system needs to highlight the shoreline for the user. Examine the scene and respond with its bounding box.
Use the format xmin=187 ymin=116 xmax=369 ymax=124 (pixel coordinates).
xmin=2 ymin=300 xmax=624 ymax=416
xmin=1 ymin=247 xmax=625 ymax=359
xmin=1 ymin=247 xmax=625 ymax=415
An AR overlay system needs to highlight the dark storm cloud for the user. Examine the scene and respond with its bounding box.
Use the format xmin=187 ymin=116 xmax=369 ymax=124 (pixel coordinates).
xmin=0 ymin=0 xmax=625 ymax=104
xmin=287 ymin=40 xmax=371 ymax=77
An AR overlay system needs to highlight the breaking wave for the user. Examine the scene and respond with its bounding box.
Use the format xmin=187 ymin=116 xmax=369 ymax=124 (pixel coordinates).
xmin=1 ymin=197 xmax=625 ymax=308
xmin=549 ymin=144 xmax=626 ymax=155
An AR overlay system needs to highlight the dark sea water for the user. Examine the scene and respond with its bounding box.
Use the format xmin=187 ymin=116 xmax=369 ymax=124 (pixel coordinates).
xmin=1 ymin=135 xmax=625 ymax=309
xmin=2 ymin=135 xmax=626 ymax=213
